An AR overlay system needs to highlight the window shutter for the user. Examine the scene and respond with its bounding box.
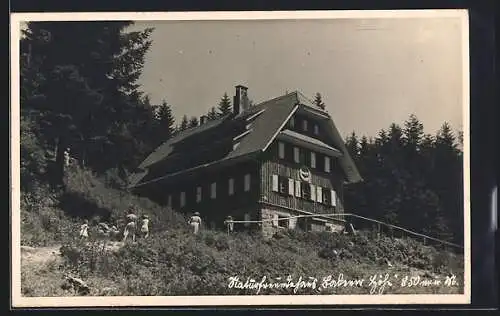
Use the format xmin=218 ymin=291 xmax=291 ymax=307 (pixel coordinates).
xmin=272 ymin=214 xmax=279 ymax=227
xmin=310 ymin=184 xmax=316 ymax=201
xmin=294 ymin=180 xmax=301 ymax=197
xmin=311 ymin=152 xmax=316 ymax=169
xmin=316 ymin=186 xmax=323 ymax=203
xmin=278 ymin=142 xmax=285 ymax=159
xmin=228 ymin=178 xmax=234 ymax=195
xmin=288 ymin=178 xmax=294 ymax=196
xmin=244 ymin=174 xmax=251 ymax=192
xmin=324 ymin=156 xmax=331 ymax=173
xmin=272 ymin=175 xmax=279 ymax=192
xmin=331 ymin=190 xmax=337 ymax=206
xmin=293 ymin=147 xmax=300 ymax=163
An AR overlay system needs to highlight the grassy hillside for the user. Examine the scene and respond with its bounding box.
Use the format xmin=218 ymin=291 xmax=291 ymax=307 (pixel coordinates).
xmin=20 ymin=166 xmax=464 ymax=297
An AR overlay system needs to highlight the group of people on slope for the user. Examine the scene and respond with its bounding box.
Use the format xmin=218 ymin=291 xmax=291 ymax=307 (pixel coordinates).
xmin=78 ymin=206 xmax=150 ymax=243
xmin=80 ymin=209 xmax=235 ymax=241
xmin=187 ymin=212 xmax=235 ymax=235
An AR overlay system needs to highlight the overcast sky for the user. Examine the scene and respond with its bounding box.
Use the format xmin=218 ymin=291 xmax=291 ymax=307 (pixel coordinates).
xmin=131 ymin=16 xmax=465 ymax=139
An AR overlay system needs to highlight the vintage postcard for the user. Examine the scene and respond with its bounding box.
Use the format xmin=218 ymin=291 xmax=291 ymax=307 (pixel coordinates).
xmin=11 ymin=10 xmax=470 ymax=307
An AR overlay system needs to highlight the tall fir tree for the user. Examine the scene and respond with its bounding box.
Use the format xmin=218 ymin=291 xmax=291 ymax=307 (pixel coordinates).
xmin=179 ymin=115 xmax=189 ymax=131
xmin=217 ymin=93 xmax=232 ymax=116
xmin=345 ymin=131 xmax=360 ymax=161
xmin=207 ymin=106 xmax=218 ymax=120
xmin=156 ymin=100 xmax=176 ymax=142
xmin=20 ymin=21 xmax=155 ymax=176
xmin=313 ymin=92 xmax=326 ymax=110
xmin=188 ymin=116 xmax=199 ymax=128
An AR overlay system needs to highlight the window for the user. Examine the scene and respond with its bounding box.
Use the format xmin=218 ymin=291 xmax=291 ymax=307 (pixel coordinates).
xmin=294 ymin=180 xmax=302 ymax=197
xmin=310 ymin=152 xmax=316 ymax=169
xmin=310 ymin=183 xmax=317 ymax=201
xmin=314 ymin=124 xmax=319 ymax=135
xmin=300 ymin=149 xmax=307 ymax=165
xmin=288 ymin=178 xmax=295 ymax=196
xmin=289 ymin=117 xmax=295 ymax=129
xmin=244 ymin=174 xmax=251 ymax=192
xmin=272 ymin=174 xmax=279 ymax=192
xmin=322 ymin=188 xmax=331 ymax=205
xmin=196 ymin=186 xmax=202 ymax=203
xmin=167 ymin=195 xmax=172 ymax=208
xmin=278 ymin=142 xmax=285 ymax=159
xmin=228 ymin=178 xmax=234 ymax=196
xmin=210 ymin=182 xmax=217 ymax=199
xmin=316 ymin=186 xmax=323 ymax=203
xmin=180 ymin=192 xmax=186 ymax=207
xmin=324 ymin=156 xmax=331 ymax=173
xmin=301 ymin=182 xmax=311 ymax=200
xmin=331 ymin=190 xmax=337 ymax=207
xmin=278 ymin=215 xmax=289 ymax=228
xmin=278 ymin=176 xmax=288 ymax=194
xmin=302 ymin=119 xmax=308 ymax=131
xmin=293 ymin=147 xmax=300 ymax=163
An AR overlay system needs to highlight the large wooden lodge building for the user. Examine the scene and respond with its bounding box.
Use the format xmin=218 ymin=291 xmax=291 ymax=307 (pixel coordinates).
xmin=129 ymin=85 xmax=362 ymax=237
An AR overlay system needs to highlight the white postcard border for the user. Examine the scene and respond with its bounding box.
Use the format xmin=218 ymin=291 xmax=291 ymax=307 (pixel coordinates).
xmin=10 ymin=9 xmax=471 ymax=307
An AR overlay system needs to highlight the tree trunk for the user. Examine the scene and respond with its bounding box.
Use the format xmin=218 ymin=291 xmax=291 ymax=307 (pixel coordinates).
xmin=55 ymin=137 xmax=66 ymax=184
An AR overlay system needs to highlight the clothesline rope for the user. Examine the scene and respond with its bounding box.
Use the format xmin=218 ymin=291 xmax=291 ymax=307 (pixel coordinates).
xmin=225 ymin=212 xmax=463 ymax=249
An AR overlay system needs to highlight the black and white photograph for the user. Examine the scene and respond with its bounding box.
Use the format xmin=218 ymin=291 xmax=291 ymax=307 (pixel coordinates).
xmin=11 ymin=10 xmax=470 ymax=307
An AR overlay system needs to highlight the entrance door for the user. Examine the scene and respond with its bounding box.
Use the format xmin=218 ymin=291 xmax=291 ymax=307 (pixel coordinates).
xmin=297 ymin=217 xmax=310 ymax=231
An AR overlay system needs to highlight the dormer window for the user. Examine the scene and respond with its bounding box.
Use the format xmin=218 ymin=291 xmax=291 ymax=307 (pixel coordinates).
xmin=302 ymin=119 xmax=308 ymax=132
xmin=289 ymin=117 xmax=295 ymax=129
xmin=278 ymin=142 xmax=285 ymax=159
xmin=313 ymin=124 xmax=319 ymax=135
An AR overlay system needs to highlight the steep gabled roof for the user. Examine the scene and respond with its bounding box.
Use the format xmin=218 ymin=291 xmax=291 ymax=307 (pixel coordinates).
xmin=129 ymin=90 xmax=362 ymax=188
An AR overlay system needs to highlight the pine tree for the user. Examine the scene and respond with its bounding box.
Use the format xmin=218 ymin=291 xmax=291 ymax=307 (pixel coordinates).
xmin=156 ymin=100 xmax=176 ymax=140
xmin=179 ymin=115 xmax=189 ymax=131
xmin=403 ymin=114 xmax=424 ymax=149
xmin=207 ymin=107 xmax=218 ymax=120
xmin=313 ymin=92 xmax=326 ymax=110
xmin=217 ymin=93 xmax=232 ymax=116
xmin=20 ymin=21 xmax=155 ymax=174
xmin=188 ymin=116 xmax=199 ymax=128
xmin=345 ymin=131 xmax=360 ymax=161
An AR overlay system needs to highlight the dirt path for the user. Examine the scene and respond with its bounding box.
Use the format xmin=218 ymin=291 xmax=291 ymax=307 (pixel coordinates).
xmin=21 ymin=241 xmax=126 ymax=267
xmin=21 ymin=245 xmax=62 ymax=266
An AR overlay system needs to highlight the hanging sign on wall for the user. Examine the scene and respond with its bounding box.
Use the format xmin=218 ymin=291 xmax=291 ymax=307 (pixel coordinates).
xmin=299 ymin=167 xmax=311 ymax=182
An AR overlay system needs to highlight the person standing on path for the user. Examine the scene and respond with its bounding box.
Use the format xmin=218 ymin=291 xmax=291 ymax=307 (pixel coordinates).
xmin=140 ymin=214 xmax=150 ymax=239
xmin=224 ymin=215 xmax=234 ymax=234
xmin=122 ymin=207 xmax=138 ymax=242
xmin=188 ymin=212 xmax=202 ymax=235
xmin=79 ymin=219 xmax=89 ymax=241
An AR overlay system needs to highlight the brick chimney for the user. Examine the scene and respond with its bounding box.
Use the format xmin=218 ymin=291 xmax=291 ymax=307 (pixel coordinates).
xmin=200 ymin=115 xmax=208 ymax=125
xmin=233 ymin=85 xmax=249 ymax=115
